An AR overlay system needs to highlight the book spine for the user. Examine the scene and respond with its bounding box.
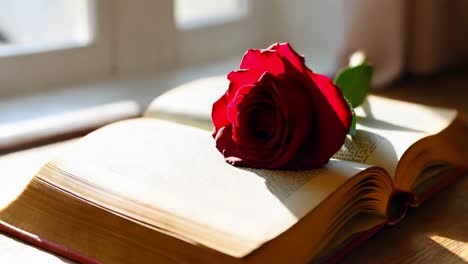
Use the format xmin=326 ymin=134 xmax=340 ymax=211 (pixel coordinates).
xmin=0 ymin=220 xmax=100 ymax=264
xmin=409 ymin=166 xmax=467 ymax=207
xmin=385 ymin=190 xmax=412 ymax=225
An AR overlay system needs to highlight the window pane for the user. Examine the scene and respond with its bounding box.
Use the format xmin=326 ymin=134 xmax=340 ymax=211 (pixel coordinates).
xmin=175 ymin=0 xmax=248 ymax=29
xmin=0 ymin=0 xmax=92 ymax=56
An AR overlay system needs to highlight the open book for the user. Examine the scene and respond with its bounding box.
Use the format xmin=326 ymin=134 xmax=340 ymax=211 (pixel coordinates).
xmin=1 ymin=77 xmax=467 ymax=263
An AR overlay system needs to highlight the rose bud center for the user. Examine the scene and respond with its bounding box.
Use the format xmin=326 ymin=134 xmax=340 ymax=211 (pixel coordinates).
xmin=236 ymin=85 xmax=281 ymax=145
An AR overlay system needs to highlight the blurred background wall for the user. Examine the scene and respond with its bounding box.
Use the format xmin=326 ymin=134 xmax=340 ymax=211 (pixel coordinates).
xmin=0 ymin=0 xmax=467 ymax=95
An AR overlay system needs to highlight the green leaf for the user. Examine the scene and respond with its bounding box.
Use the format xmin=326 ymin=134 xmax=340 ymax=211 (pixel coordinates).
xmin=349 ymin=110 xmax=357 ymax=136
xmin=343 ymin=97 xmax=357 ymax=136
xmin=334 ymin=64 xmax=373 ymax=108
xmin=345 ymin=97 xmax=357 ymax=136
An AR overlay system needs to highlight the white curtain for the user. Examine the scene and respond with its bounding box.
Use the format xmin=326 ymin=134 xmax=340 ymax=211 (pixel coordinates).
xmin=338 ymin=0 xmax=468 ymax=88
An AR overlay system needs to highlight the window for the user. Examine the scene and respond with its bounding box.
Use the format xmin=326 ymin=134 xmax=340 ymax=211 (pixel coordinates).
xmin=0 ymin=0 xmax=112 ymax=96
xmin=0 ymin=1 xmax=91 ymax=57
xmin=175 ymin=0 xmax=248 ymax=30
xmin=81 ymin=0 xmax=269 ymax=74
xmin=0 ymin=1 xmax=341 ymax=96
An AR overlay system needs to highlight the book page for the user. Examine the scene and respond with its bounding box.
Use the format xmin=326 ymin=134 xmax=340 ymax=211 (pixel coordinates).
xmin=45 ymin=118 xmax=370 ymax=258
xmin=144 ymin=76 xmax=227 ymax=130
xmin=334 ymin=96 xmax=457 ymax=177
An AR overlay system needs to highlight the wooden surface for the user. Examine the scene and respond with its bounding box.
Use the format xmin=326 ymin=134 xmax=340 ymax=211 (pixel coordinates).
xmin=375 ymin=70 xmax=468 ymax=122
xmin=0 ymin=71 xmax=467 ymax=263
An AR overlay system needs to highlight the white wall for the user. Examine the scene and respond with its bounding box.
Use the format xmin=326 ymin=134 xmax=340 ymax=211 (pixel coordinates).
xmin=264 ymin=0 xmax=344 ymax=74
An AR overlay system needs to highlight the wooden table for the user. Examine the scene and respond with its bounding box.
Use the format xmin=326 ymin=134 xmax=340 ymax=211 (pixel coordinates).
xmin=0 ymin=71 xmax=467 ymax=263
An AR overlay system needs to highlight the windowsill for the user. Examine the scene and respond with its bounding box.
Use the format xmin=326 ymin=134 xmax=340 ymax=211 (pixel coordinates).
xmin=0 ymin=51 xmax=337 ymax=152
xmin=0 ymin=40 xmax=90 ymax=58
xmin=0 ymin=57 xmax=240 ymax=152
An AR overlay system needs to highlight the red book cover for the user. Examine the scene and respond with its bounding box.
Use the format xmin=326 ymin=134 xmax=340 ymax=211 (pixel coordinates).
xmin=0 ymin=220 xmax=99 ymax=264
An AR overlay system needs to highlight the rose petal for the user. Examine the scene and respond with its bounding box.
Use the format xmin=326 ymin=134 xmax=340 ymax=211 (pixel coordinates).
xmin=226 ymin=70 xmax=261 ymax=102
xmin=235 ymin=81 xmax=286 ymax=155
xmin=308 ymin=71 xmax=352 ymax=132
xmin=289 ymin=70 xmax=351 ymax=168
xmin=216 ymin=125 xmax=278 ymax=168
xmin=269 ymin=75 xmax=316 ymax=169
xmin=213 ymin=70 xmax=259 ymax=134
xmin=226 ymin=85 xmax=255 ymax=123
xmin=214 ymin=125 xmax=246 ymax=166
xmin=240 ymin=49 xmax=286 ymax=76
xmin=235 ymin=93 xmax=275 ymax=145
xmin=268 ymin=43 xmax=307 ymax=74
xmin=212 ymin=95 xmax=230 ymax=133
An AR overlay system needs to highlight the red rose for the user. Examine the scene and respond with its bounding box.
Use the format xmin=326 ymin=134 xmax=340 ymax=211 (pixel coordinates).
xmin=212 ymin=43 xmax=352 ymax=169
